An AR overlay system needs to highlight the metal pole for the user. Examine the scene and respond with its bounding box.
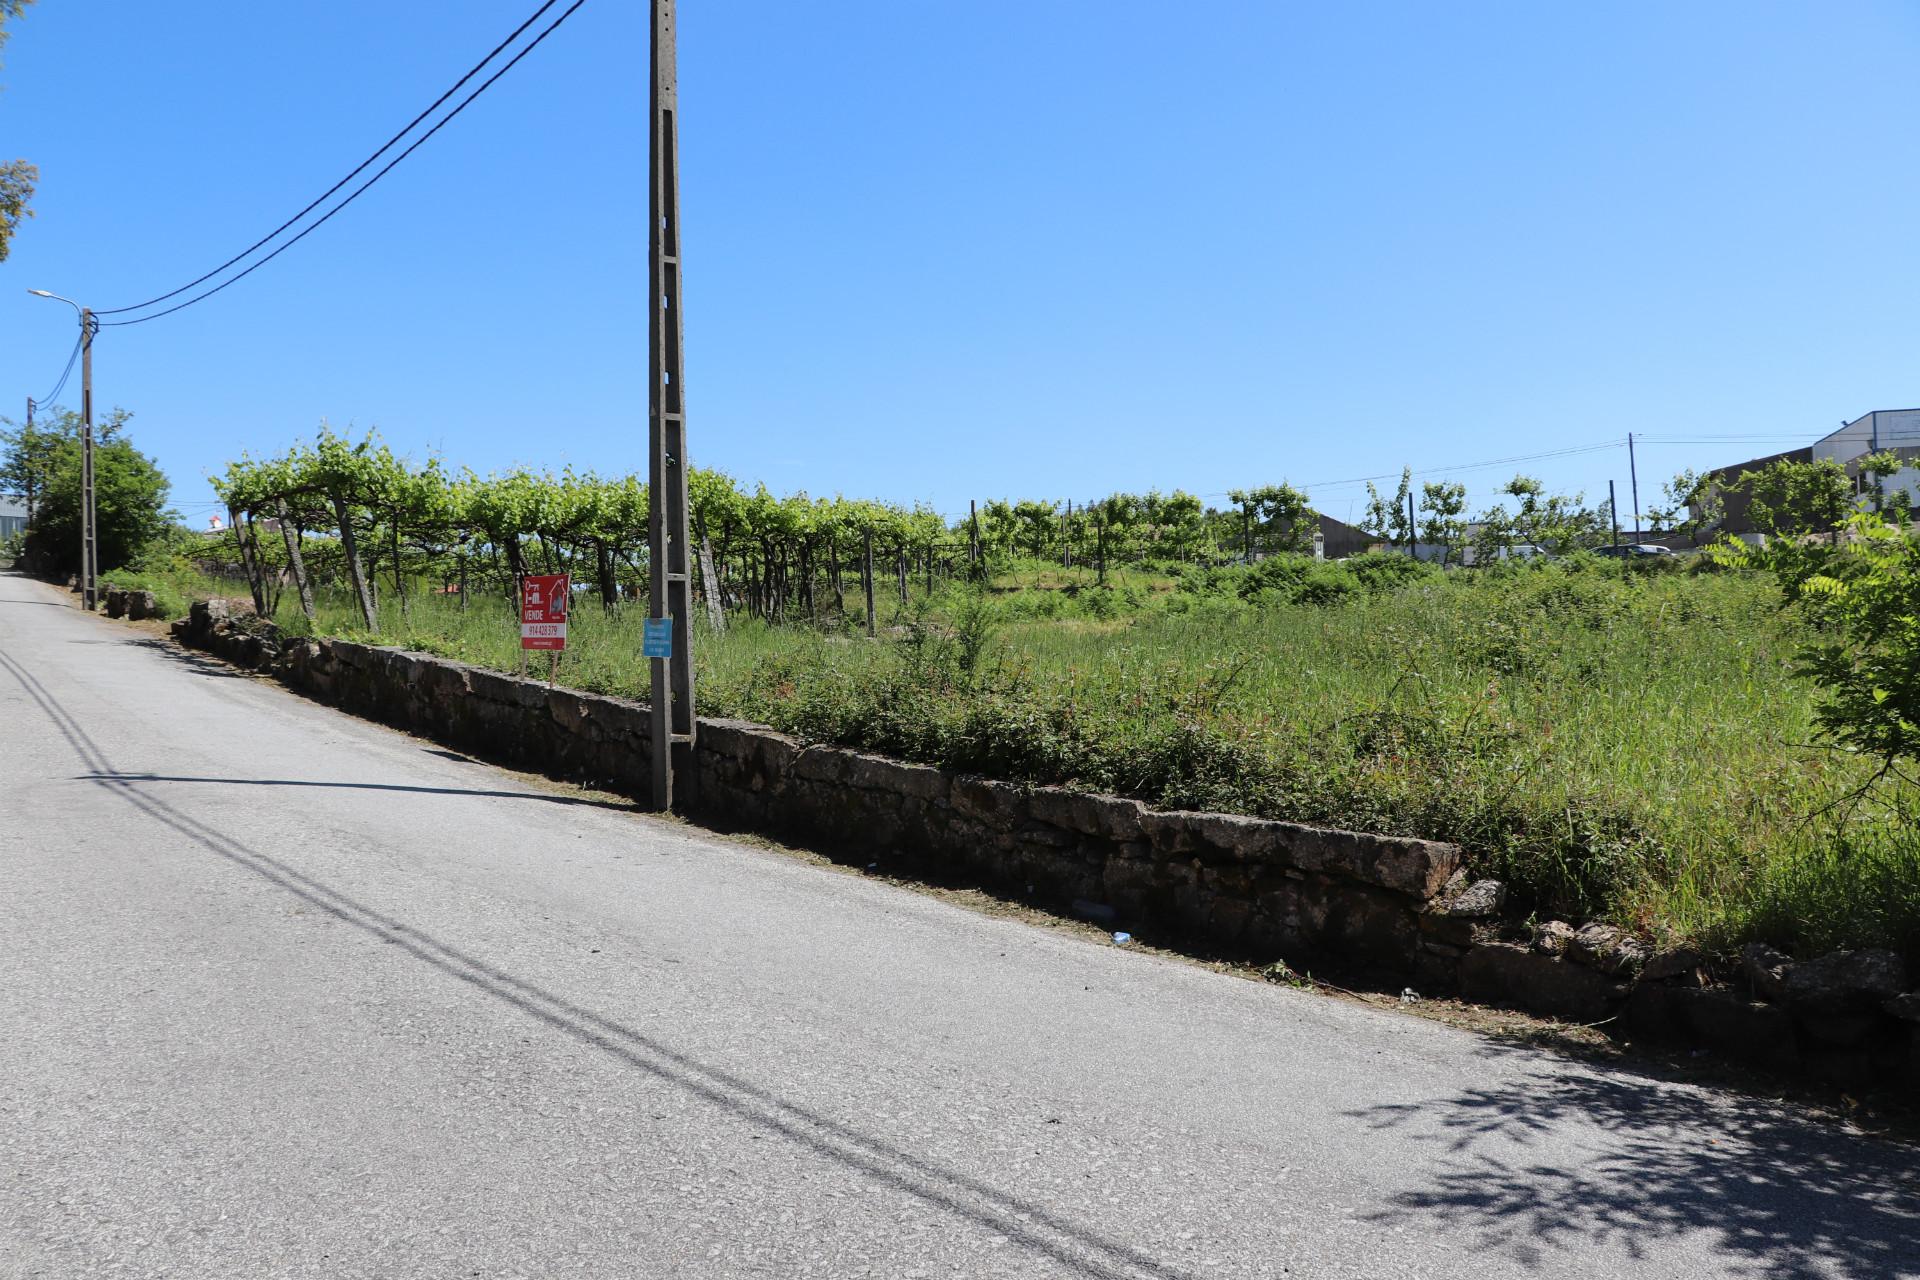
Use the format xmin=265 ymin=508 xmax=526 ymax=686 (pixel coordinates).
xmin=80 ymin=309 xmax=97 ymax=611
xmin=1627 ymin=432 xmax=1642 ymax=540
xmin=1609 ymin=480 xmax=1620 ymax=547
xmin=648 ymin=0 xmax=695 ymax=812
xmin=1405 ymin=487 xmax=1416 ymax=558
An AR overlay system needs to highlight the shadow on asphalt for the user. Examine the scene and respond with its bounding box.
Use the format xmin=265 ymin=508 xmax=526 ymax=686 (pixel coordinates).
xmin=125 ymin=636 xmax=250 ymax=679
xmin=76 ymin=772 xmax=643 ymax=813
xmin=1347 ymin=1052 xmax=1920 ymax=1279
xmin=0 ymin=644 xmax=1196 ymax=1280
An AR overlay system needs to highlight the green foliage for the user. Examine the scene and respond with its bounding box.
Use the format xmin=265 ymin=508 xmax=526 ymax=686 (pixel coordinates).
xmin=1226 ymin=483 xmax=1314 ymax=555
xmin=1794 ymin=514 xmax=1920 ymax=779
xmin=0 ymin=1 xmax=38 ymax=262
xmin=0 ymin=408 xmax=61 ymax=517
xmin=1726 ymin=456 xmax=1853 ymax=539
xmin=17 ymin=409 xmax=170 ymax=574
xmin=1362 ymin=469 xmax=1414 ymax=547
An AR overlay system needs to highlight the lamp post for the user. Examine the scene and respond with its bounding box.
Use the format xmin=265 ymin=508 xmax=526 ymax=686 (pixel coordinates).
xmin=27 ymin=289 xmax=97 ymax=610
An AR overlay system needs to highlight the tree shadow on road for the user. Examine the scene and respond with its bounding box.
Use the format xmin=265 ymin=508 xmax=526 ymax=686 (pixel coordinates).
xmin=1348 ymin=1047 xmax=1920 ymax=1279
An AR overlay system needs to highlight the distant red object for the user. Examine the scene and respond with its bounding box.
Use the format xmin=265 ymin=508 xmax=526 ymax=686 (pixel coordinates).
xmin=520 ymin=574 xmax=569 ymax=651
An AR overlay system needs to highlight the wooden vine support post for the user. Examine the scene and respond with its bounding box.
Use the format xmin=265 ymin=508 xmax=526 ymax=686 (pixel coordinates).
xmin=862 ymin=531 xmax=876 ymax=636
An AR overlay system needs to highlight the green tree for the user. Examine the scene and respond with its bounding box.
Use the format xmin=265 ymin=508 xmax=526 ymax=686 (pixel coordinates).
xmin=1417 ymin=481 xmax=1467 ymax=563
xmin=1 ymin=2 xmax=39 ymax=263
xmin=25 ymin=421 xmax=172 ymax=575
xmin=1858 ymin=450 xmax=1913 ymax=525
xmin=1362 ymin=469 xmax=1413 ymax=548
xmin=1649 ymin=468 xmax=1720 ymax=542
xmin=0 ymin=407 xmax=62 ymax=519
xmin=1795 ymin=513 xmax=1920 ymax=787
xmin=1727 ymin=456 xmax=1853 ymax=541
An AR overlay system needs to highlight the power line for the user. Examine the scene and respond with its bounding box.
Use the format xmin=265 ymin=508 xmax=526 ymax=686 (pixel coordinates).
xmin=37 ymin=332 xmax=83 ymax=407
xmin=99 ymin=0 xmax=586 ymax=327
xmin=1298 ymin=439 xmax=1625 ymax=492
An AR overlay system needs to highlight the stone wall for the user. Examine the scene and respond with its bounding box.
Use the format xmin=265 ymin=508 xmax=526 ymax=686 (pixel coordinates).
xmin=171 ymin=604 xmax=1462 ymax=975
xmin=166 ymin=601 xmax=1920 ymax=1093
xmin=103 ymin=587 xmax=162 ymax=620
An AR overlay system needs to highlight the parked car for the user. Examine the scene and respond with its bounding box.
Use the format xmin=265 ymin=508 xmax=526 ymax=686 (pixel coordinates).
xmin=1593 ymin=543 xmax=1673 ymax=558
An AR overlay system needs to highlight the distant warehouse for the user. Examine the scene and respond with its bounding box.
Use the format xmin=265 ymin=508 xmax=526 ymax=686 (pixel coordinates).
xmin=1695 ymin=409 xmax=1920 ymax=539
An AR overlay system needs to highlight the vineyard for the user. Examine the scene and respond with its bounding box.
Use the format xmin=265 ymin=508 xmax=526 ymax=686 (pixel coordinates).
xmin=105 ymin=428 xmax=1920 ymax=966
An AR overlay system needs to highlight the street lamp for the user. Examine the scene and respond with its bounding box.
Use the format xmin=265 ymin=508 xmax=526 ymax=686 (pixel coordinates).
xmin=27 ymin=288 xmax=98 ymax=611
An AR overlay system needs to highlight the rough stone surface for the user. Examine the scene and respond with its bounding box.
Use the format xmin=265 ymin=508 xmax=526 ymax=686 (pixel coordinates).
xmin=1441 ymin=879 xmax=1507 ymax=918
xmin=1627 ymin=987 xmax=1801 ymax=1073
xmin=151 ymin=628 xmax=1480 ymax=978
xmin=133 ymin=595 xmax=1920 ymax=1091
xmin=1566 ymin=923 xmax=1649 ymax=977
xmin=1741 ymin=942 xmax=1793 ymax=1003
xmin=1459 ymin=943 xmax=1629 ymax=1024
xmin=1641 ymin=947 xmax=1710 ymax=986
xmin=1781 ymin=950 xmax=1908 ymax=1015
xmin=1531 ymin=920 xmax=1575 ymax=957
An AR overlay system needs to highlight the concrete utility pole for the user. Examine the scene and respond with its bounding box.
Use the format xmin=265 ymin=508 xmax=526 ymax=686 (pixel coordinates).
xmin=1627 ymin=431 xmax=1642 ymax=540
xmin=648 ymin=0 xmax=696 ymax=812
xmin=21 ymin=397 xmax=32 ymax=521
xmin=28 ymin=291 xmax=97 ymax=610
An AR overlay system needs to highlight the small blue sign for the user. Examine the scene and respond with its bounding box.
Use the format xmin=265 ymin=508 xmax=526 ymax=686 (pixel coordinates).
xmin=643 ymin=617 xmax=673 ymax=659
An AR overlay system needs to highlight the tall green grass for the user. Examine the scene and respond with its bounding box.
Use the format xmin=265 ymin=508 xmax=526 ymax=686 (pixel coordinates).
xmin=127 ymin=558 xmax=1920 ymax=962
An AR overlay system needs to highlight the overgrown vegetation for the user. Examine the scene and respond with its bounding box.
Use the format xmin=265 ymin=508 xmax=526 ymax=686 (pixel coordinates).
xmin=0 ymin=407 xmax=174 ymax=574
xmin=131 ymin=539 xmax=1920 ymax=967
xmin=27 ymin=425 xmax=1920 ymax=965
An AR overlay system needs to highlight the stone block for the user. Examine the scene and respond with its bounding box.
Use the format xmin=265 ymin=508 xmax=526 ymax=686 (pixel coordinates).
xmin=1742 ymin=942 xmax=1792 ymax=1003
xmin=1274 ymin=824 xmax=1462 ymax=900
xmin=693 ymin=718 xmax=762 ymax=761
xmin=1628 ymin=987 xmax=1801 ymax=1073
xmin=1189 ymin=811 xmax=1277 ymax=861
xmin=1138 ymin=808 xmax=1204 ymax=856
xmin=1025 ymin=787 xmax=1130 ymax=839
xmin=951 ymin=776 xmax=1020 ymax=828
xmin=847 ymin=752 xmax=950 ymax=804
xmin=1782 ymin=950 xmax=1908 ymax=1015
xmin=792 ymin=747 xmax=852 ymax=783
xmin=1566 ymin=923 xmax=1649 ymax=977
xmin=1440 ymin=879 xmax=1507 ymax=918
xmin=1641 ymin=947 xmax=1710 ymax=986
xmin=1460 ymin=943 xmax=1628 ymax=1023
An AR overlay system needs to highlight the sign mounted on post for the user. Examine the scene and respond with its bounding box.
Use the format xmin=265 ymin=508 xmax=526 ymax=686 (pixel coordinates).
xmin=521 ymin=574 xmax=570 ymax=651
xmin=642 ymin=616 xmax=673 ymax=659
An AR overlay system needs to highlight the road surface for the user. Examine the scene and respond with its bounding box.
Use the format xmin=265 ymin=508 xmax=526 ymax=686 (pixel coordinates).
xmin=2 ymin=571 xmax=1914 ymax=1279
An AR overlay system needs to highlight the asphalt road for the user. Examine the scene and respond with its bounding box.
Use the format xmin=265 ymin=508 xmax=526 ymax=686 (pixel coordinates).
xmin=2 ymin=571 xmax=1915 ymax=1280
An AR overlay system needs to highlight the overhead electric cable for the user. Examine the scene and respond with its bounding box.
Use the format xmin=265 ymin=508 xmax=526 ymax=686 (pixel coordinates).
xmin=38 ymin=331 xmax=83 ymax=407
xmin=99 ymin=0 xmax=584 ymax=326
xmin=1299 ymin=439 xmax=1624 ymax=491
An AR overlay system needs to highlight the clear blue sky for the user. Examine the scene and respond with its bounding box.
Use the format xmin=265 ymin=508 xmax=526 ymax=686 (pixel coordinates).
xmin=4 ymin=1 xmax=1917 ymax=530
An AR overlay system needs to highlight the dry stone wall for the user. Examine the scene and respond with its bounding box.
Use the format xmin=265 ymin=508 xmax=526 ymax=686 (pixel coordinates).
xmin=166 ymin=601 xmax=1920 ymax=1094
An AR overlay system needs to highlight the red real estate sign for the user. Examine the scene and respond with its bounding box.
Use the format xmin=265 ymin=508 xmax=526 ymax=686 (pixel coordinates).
xmin=520 ymin=574 xmax=570 ymax=651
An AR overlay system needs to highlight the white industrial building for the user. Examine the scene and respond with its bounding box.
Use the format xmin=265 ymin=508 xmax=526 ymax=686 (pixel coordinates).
xmin=1816 ymin=409 xmax=1920 ymax=510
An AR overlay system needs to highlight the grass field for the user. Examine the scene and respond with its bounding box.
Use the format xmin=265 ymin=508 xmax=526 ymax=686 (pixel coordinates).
xmin=109 ymin=555 xmax=1920 ymax=964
